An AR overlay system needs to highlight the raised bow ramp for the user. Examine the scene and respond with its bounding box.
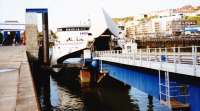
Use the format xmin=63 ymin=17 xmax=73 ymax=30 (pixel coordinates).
xmin=89 ymin=8 xmax=119 ymax=38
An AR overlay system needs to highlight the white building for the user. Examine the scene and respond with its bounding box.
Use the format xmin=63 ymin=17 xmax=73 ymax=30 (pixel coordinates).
xmin=116 ymin=22 xmax=126 ymax=39
xmin=151 ymin=15 xmax=183 ymax=36
xmin=0 ymin=21 xmax=25 ymax=44
xmin=125 ymin=20 xmax=136 ymax=38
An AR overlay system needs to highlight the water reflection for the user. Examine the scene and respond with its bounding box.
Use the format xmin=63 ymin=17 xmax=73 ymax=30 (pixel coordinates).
xmin=103 ymin=63 xmax=200 ymax=111
xmin=35 ymin=64 xmax=173 ymax=111
xmin=49 ymin=68 xmax=140 ymax=111
xmin=37 ymin=68 xmax=51 ymax=111
xmin=147 ymin=95 xmax=153 ymax=111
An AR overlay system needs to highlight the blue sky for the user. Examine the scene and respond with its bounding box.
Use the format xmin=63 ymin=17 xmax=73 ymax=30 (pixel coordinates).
xmin=0 ymin=0 xmax=199 ymax=30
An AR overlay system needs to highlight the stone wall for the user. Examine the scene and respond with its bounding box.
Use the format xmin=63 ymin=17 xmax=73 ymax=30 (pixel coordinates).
xmin=25 ymin=24 xmax=39 ymax=58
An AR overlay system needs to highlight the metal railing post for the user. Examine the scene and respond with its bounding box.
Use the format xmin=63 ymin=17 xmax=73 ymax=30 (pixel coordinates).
xmin=140 ymin=49 xmax=142 ymax=66
xmin=192 ymin=46 xmax=197 ymax=76
xmin=118 ymin=50 xmax=120 ymax=63
xmin=155 ymin=48 xmax=157 ymax=62
xmin=165 ymin=48 xmax=168 ymax=63
xmin=178 ymin=47 xmax=181 ymax=64
xmin=173 ymin=47 xmax=176 ymax=72
xmin=166 ymin=71 xmax=171 ymax=106
xmin=147 ymin=48 xmax=150 ymax=67
xmin=133 ymin=50 xmax=135 ymax=65
xmin=159 ymin=48 xmax=162 ymax=70
xmin=146 ymin=48 xmax=148 ymax=62
xmin=159 ymin=70 xmax=162 ymax=102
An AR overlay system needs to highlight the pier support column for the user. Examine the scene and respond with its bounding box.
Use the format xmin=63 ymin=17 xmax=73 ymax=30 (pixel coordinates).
xmin=42 ymin=12 xmax=49 ymax=65
xmin=25 ymin=9 xmax=49 ymax=65
xmin=80 ymin=60 xmax=102 ymax=87
xmin=25 ymin=13 xmax=39 ymax=58
xmin=80 ymin=69 xmax=91 ymax=87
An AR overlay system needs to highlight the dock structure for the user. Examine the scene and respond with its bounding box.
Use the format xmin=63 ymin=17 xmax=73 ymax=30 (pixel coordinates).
xmin=136 ymin=36 xmax=200 ymax=48
xmin=0 ymin=46 xmax=39 ymax=111
xmin=95 ymin=46 xmax=199 ymax=110
xmin=95 ymin=46 xmax=200 ymax=77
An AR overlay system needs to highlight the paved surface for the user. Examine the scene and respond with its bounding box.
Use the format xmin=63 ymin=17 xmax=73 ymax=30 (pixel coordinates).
xmin=0 ymin=70 xmax=18 ymax=111
xmin=0 ymin=46 xmax=39 ymax=111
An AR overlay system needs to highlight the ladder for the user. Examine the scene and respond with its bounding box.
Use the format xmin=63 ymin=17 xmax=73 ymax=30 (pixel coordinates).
xmin=100 ymin=59 xmax=103 ymax=73
xmin=159 ymin=70 xmax=190 ymax=110
xmin=159 ymin=70 xmax=171 ymax=107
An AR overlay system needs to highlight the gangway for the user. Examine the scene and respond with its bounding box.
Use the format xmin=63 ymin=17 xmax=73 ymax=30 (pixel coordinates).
xmin=95 ymin=46 xmax=200 ymax=77
xmin=158 ymin=70 xmax=190 ymax=110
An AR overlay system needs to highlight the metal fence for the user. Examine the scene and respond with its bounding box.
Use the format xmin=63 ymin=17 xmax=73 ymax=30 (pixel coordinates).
xmin=95 ymin=46 xmax=200 ymax=66
xmin=95 ymin=46 xmax=200 ymax=77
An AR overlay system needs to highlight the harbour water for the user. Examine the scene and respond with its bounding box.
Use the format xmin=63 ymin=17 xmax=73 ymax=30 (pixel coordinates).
xmin=46 ymin=41 xmax=200 ymax=110
xmin=103 ymin=63 xmax=200 ymax=111
xmin=26 ymin=44 xmax=200 ymax=111
xmin=36 ymin=62 xmax=200 ymax=111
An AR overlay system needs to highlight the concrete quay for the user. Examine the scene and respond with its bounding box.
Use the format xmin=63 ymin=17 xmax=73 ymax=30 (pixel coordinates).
xmin=0 ymin=46 xmax=39 ymax=111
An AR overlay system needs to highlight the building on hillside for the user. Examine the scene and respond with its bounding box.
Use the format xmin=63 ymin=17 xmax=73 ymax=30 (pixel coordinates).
xmin=135 ymin=19 xmax=153 ymax=39
xmin=148 ymin=5 xmax=197 ymax=17
xmin=124 ymin=7 xmax=199 ymax=40
xmin=125 ymin=15 xmax=154 ymax=39
xmin=113 ymin=17 xmax=135 ymax=39
xmin=191 ymin=10 xmax=200 ymax=16
xmin=185 ymin=25 xmax=200 ymax=35
xmin=173 ymin=5 xmax=195 ymax=14
xmin=116 ymin=22 xmax=126 ymax=39
xmin=151 ymin=15 xmax=182 ymax=36
xmin=151 ymin=14 xmax=197 ymax=36
xmin=125 ymin=20 xmax=136 ymax=38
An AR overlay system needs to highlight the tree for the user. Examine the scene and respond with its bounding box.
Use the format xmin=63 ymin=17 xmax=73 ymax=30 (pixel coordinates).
xmin=50 ymin=30 xmax=58 ymax=39
xmin=185 ymin=16 xmax=200 ymax=25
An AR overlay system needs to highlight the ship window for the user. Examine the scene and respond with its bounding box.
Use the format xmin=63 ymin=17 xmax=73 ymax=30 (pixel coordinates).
xmin=57 ymin=28 xmax=62 ymax=31
xmin=62 ymin=28 xmax=66 ymax=31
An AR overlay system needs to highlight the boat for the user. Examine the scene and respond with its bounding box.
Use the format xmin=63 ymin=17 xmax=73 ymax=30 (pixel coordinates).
xmin=51 ymin=8 xmax=120 ymax=72
xmin=51 ymin=24 xmax=93 ymax=68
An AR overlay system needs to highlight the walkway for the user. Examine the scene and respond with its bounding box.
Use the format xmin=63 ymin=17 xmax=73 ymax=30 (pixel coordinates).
xmin=0 ymin=46 xmax=39 ymax=111
xmin=95 ymin=46 xmax=200 ymax=77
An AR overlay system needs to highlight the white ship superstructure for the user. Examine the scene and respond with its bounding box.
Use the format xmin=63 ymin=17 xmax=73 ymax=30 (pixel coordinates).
xmin=51 ymin=25 xmax=92 ymax=65
xmin=51 ymin=8 xmax=120 ymax=67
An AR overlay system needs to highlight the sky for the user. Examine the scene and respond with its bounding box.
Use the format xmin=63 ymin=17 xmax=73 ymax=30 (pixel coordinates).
xmin=0 ymin=0 xmax=200 ymax=30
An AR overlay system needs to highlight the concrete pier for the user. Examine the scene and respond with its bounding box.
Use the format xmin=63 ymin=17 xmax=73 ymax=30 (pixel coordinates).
xmin=0 ymin=46 xmax=39 ymax=111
